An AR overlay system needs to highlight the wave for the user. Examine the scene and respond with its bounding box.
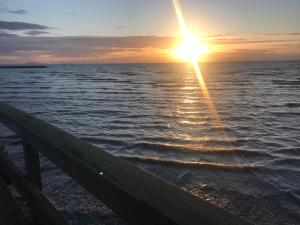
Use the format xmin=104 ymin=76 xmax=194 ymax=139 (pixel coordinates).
xmin=249 ymin=71 xmax=278 ymax=76
xmin=276 ymin=147 xmax=300 ymax=156
xmin=272 ymin=80 xmax=300 ymax=85
xmin=285 ymin=103 xmax=300 ymax=108
xmin=119 ymin=71 xmax=139 ymax=76
xmin=21 ymin=71 xmax=39 ymax=74
xmin=119 ymin=155 xmax=300 ymax=175
xmin=271 ymin=112 xmax=300 ymax=117
xmin=120 ymin=155 xmax=248 ymax=171
xmin=127 ymin=142 xmax=273 ymax=158
xmin=81 ymin=137 xmax=127 ymax=146
xmin=270 ymin=158 xmax=300 ymax=167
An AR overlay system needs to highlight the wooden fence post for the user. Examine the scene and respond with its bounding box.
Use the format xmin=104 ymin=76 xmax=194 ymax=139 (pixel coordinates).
xmin=0 ymin=145 xmax=11 ymax=185
xmin=23 ymin=141 xmax=42 ymax=190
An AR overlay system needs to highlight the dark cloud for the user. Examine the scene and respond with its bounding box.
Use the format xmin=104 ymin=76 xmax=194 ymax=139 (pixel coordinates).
xmin=116 ymin=25 xmax=127 ymax=29
xmin=0 ymin=31 xmax=18 ymax=37
xmin=7 ymin=9 xmax=27 ymax=14
xmin=0 ymin=3 xmax=26 ymax=14
xmin=0 ymin=34 xmax=174 ymax=63
xmin=0 ymin=20 xmax=49 ymax=30
xmin=0 ymin=35 xmax=172 ymax=55
xmin=25 ymin=30 xmax=50 ymax=36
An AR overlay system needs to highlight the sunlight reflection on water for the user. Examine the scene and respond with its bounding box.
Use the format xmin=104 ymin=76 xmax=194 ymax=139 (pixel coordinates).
xmin=0 ymin=62 xmax=299 ymax=224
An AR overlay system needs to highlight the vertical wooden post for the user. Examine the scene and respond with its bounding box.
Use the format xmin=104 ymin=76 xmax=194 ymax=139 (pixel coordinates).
xmin=0 ymin=145 xmax=11 ymax=185
xmin=23 ymin=141 xmax=43 ymax=224
xmin=23 ymin=141 xmax=42 ymax=190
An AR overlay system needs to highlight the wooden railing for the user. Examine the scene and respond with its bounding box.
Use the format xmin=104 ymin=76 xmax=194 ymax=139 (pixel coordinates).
xmin=0 ymin=102 xmax=254 ymax=225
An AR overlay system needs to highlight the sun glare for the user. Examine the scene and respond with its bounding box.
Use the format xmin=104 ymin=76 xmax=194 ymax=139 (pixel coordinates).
xmin=172 ymin=0 xmax=226 ymax=132
xmin=174 ymin=36 xmax=209 ymax=62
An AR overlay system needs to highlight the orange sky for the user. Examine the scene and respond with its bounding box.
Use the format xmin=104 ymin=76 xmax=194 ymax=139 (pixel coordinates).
xmin=1 ymin=0 xmax=300 ymax=64
xmin=1 ymin=33 xmax=299 ymax=64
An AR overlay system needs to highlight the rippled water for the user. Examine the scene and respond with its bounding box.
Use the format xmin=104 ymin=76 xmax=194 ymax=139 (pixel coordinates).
xmin=0 ymin=62 xmax=299 ymax=225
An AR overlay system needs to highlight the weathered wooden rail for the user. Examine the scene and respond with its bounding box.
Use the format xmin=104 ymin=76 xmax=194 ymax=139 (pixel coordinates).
xmin=0 ymin=102 xmax=254 ymax=225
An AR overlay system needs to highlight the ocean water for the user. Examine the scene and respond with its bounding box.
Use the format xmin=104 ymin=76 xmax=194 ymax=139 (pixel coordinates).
xmin=0 ymin=62 xmax=299 ymax=225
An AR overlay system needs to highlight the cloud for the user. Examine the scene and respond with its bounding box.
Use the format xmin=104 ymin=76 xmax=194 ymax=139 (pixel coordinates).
xmin=204 ymin=33 xmax=300 ymax=46
xmin=0 ymin=35 xmax=172 ymax=55
xmin=0 ymin=20 xmax=49 ymax=30
xmin=116 ymin=25 xmax=127 ymax=29
xmin=0 ymin=33 xmax=299 ymax=64
xmin=0 ymin=31 xmax=18 ymax=37
xmin=205 ymin=32 xmax=300 ymax=38
xmin=0 ymin=34 xmax=173 ymax=63
xmin=25 ymin=30 xmax=50 ymax=36
xmin=0 ymin=3 xmax=26 ymax=14
xmin=7 ymin=9 xmax=27 ymax=14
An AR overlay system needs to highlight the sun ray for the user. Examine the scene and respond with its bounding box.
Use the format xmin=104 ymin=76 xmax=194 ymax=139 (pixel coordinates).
xmin=172 ymin=0 xmax=225 ymax=132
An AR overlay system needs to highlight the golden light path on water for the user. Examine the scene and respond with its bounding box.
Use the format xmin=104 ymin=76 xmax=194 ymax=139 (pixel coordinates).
xmin=172 ymin=0 xmax=226 ymax=132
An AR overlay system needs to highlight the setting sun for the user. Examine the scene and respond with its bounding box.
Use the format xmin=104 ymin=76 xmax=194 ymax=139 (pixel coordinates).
xmin=173 ymin=36 xmax=209 ymax=62
xmin=171 ymin=0 xmax=210 ymax=63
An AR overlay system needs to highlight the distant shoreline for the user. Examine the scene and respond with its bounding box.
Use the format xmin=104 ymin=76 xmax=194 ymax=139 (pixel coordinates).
xmin=0 ymin=65 xmax=47 ymax=69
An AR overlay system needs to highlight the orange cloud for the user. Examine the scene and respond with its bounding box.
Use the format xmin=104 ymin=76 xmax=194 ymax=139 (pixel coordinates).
xmin=0 ymin=33 xmax=299 ymax=64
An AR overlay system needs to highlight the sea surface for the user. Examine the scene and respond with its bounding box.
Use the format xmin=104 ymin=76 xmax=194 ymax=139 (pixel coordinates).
xmin=0 ymin=62 xmax=299 ymax=225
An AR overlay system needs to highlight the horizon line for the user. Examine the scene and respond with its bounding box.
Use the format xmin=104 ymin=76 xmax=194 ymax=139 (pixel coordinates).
xmin=1 ymin=59 xmax=300 ymax=66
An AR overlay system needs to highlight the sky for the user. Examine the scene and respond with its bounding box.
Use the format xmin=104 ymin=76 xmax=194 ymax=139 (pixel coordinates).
xmin=0 ymin=0 xmax=300 ymax=63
